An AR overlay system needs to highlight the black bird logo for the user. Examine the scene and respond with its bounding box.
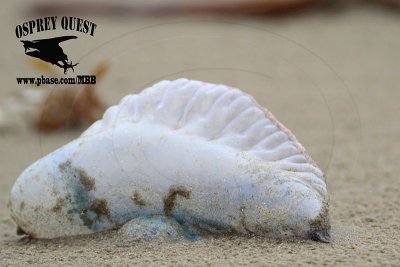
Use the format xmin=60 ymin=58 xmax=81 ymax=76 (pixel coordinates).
xmin=21 ymin=35 xmax=78 ymax=74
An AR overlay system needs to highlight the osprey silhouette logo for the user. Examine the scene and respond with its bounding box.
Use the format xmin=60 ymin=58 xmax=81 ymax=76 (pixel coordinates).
xmin=21 ymin=35 xmax=78 ymax=74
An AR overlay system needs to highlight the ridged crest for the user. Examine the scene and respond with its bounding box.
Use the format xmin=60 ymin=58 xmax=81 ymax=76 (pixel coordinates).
xmin=83 ymin=79 xmax=324 ymax=191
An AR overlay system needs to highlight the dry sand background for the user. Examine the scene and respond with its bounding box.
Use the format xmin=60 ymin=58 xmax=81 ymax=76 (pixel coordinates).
xmin=0 ymin=0 xmax=399 ymax=266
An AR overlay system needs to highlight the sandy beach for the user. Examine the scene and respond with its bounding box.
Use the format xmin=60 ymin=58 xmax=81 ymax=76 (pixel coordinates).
xmin=0 ymin=0 xmax=399 ymax=266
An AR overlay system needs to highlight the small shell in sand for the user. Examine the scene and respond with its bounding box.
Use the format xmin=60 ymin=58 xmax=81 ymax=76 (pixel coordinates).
xmin=8 ymin=78 xmax=330 ymax=242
